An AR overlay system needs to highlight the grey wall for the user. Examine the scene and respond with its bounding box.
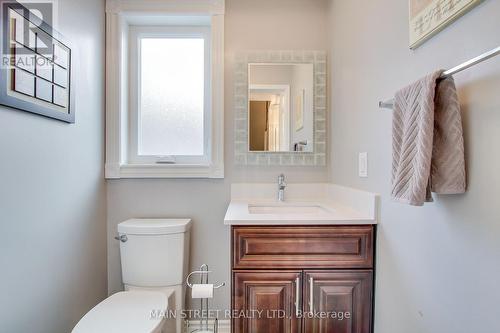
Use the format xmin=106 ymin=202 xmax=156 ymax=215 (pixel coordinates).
xmin=107 ymin=0 xmax=330 ymax=311
xmin=328 ymin=1 xmax=500 ymax=332
xmin=0 ymin=0 xmax=106 ymax=332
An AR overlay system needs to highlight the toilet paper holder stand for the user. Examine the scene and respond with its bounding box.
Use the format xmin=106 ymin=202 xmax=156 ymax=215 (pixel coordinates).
xmin=185 ymin=264 xmax=225 ymax=333
xmin=186 ymin=264 xmax=225 ymax=289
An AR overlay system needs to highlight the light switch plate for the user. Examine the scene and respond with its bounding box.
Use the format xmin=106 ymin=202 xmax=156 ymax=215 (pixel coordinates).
xmin=359 ymin=152 xmax=368 ymax=178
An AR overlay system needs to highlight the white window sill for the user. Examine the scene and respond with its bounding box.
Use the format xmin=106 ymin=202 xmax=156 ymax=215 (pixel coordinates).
xmin=105 ymin=163 xmax=224 ymax=179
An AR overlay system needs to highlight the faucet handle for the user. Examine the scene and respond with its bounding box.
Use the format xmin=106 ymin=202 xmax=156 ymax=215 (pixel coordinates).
xmin=277 ymin=174 xmax=286 ymax=201
xmin=278 ymin=173 xmax=286 ymax=186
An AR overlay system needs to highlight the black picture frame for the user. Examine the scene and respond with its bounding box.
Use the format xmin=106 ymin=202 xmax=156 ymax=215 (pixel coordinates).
xmin=0 ymin=0 xmax=75 ymax=123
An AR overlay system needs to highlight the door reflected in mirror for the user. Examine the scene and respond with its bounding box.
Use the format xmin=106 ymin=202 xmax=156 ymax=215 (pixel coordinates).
xmin=248 ymin=63 xmax=314 ymax=152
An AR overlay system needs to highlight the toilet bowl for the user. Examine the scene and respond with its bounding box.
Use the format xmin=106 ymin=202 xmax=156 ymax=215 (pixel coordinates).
xmin=72 ymin=291 xmax=171 ymax=333
xmin=72 ymin=219 xmax=192 ymax=333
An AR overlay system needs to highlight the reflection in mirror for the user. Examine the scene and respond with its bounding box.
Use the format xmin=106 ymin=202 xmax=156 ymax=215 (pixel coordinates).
xmin=248 ymin=63 xmax=313 ymax=153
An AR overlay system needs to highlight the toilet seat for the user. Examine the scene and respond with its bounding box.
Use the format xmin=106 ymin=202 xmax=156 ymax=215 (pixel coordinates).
xmin=72 ymin=291 xmax=168 ymax=333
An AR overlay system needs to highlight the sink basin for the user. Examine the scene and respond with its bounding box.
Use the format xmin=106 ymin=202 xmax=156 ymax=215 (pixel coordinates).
xmin=248 ymin=204 xmax=330 ymax=215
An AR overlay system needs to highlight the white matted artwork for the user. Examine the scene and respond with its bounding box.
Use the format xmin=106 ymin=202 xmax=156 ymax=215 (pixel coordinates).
xmin=295 ymin=89 xmax=304 ymax=131
xmin=0 ymin=1 xmax=74 ymax=122
xmin=409 ymin=0 xmax=483 ymax=49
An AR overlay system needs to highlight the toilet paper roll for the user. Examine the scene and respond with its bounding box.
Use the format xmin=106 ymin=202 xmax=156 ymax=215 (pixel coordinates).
xmin=191 ymin=284 xmax=214 ymax=299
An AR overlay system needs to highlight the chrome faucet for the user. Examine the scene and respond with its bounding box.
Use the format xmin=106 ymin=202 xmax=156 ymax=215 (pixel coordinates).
xmin=277 ymin=174 xmax=286 ymax=202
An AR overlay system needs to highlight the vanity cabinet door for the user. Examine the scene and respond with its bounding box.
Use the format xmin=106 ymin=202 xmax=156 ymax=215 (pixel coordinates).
xmin=303 ymin=270 xmax=373 ymax=333
xmin=233 ymin=271 xmax=302 ymax=333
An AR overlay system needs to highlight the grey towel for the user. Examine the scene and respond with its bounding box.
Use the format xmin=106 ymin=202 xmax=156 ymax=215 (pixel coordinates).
xmin=391 ymin=70 xmax=466 ymax=206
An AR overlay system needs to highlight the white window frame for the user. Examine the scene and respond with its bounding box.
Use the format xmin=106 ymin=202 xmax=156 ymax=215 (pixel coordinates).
xmin=128 ymin=26 xmax=212 ymax=165
xmin=105 ymin=0 xmax=224 ymax=179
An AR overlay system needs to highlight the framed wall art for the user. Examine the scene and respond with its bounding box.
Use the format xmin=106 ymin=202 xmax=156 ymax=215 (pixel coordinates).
xmin=0 ymin=0 xmax=74 ymax=122
xmin=409 ymin=0 xmax=484 ymax=49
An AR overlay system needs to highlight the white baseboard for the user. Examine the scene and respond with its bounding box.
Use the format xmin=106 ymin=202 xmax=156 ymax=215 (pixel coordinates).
xmin=185 ymin=319 xmax=230 ymax=333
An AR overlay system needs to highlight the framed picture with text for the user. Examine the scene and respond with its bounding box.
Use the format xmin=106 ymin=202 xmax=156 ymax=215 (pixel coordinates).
xmin=409 ymin=0 xmax=484 ymax=49
xmin=0 ymin=0 xmax=74 ymax=122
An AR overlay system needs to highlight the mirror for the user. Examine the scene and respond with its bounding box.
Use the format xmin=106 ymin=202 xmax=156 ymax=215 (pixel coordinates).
xmin=248 ymin=63 xmax=314 ymax=152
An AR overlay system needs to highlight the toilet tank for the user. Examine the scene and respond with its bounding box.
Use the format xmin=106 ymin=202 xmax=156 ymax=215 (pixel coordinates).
xmin=117 ymin=219 xmax=192 ymax=287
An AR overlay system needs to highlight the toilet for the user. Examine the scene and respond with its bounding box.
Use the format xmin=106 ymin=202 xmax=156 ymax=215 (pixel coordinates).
xmin=72 ymin=218 xmax=192 ymax=333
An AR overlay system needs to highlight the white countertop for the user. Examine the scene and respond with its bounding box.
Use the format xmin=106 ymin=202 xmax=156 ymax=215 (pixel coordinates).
xmin=224 ymin=183 xmax=379 ymax=225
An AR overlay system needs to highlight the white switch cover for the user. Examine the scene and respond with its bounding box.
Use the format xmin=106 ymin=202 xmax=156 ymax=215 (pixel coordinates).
xmin=359 ymin=152 xmax=368 ymax=178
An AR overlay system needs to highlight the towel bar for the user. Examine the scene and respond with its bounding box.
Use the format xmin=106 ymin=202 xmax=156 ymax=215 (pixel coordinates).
xmin=379 ymin=46 xmax=500 ymax=109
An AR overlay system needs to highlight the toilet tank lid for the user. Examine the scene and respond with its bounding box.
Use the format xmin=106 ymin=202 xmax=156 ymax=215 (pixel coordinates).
xmin=118 ymin=219 xmax=192 ymax=235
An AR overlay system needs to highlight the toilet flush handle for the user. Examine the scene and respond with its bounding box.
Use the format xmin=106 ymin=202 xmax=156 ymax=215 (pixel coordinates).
xmin=114 ymin=234 xmax=128 ymax=242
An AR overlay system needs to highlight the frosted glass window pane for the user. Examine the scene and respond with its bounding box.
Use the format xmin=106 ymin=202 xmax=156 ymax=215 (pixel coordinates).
xmin=139 ymin=38 xmax=205 ymax=156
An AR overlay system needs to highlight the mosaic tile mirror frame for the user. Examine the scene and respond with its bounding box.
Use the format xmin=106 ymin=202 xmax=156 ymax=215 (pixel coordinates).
xmin=0 ymin=0 xmax=74 ymax=123
xmin=233 ymin=50 xmax=327 ymax=166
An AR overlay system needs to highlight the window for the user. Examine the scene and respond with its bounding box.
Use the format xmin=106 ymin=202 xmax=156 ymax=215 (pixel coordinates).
xmin=105 ymin=0 xmax=224 ymax=179
xmin=129 ymin=27 xmax=211 ymax=165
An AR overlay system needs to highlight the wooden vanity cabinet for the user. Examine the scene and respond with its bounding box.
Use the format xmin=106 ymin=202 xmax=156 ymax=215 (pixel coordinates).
xmin=231 ymin=225 xmax=375 ymax=333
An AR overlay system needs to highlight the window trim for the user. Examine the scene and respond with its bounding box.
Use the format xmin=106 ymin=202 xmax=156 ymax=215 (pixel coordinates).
xmin=128 ymin=26 xmax=212 ymax=166
xmin=105 ymin=0 xmax=224 ymax=179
